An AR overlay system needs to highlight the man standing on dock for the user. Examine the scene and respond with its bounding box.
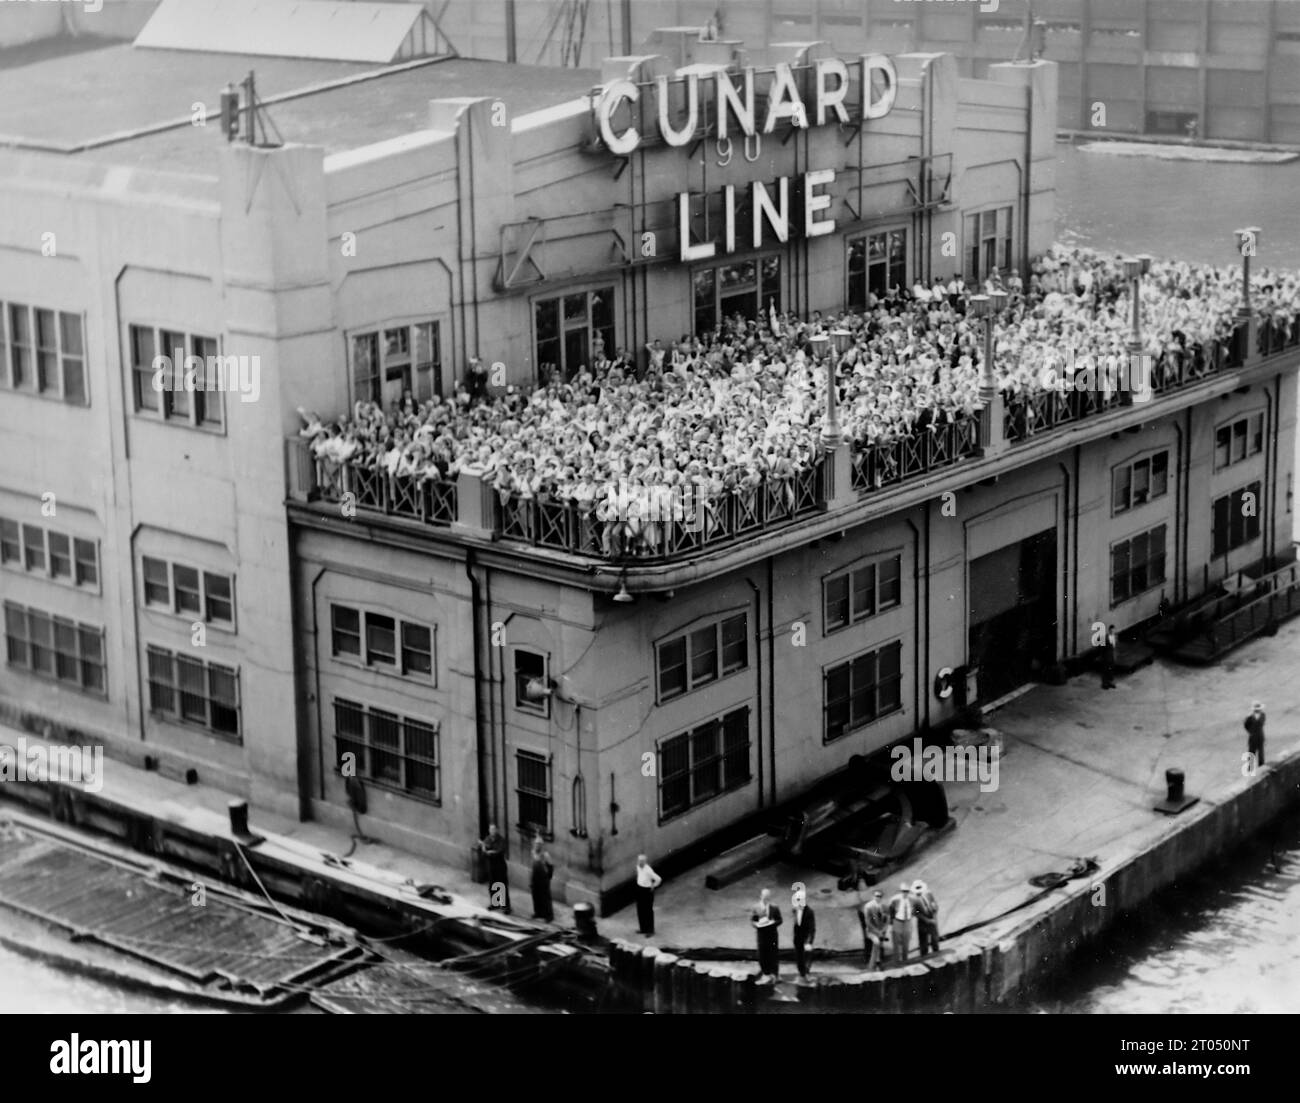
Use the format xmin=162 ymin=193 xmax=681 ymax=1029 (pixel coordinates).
xmin=635 ymin=854 xmax=662 ymax=936
xmin=480 ymin=824 xmax=510 ymax=913
xmin=913 ymin=880 xmax=941 ymax=957
xmin=1101 ymin=624 xmax=1118 ymax=689
xmin=751 ymin=888 xmax=783 ymax=980
xmin=791 ymin=887 xmax=816 ymax=980
xmin=888 ymin=881 xmax=914 ymax=964
xmin=861 ymin=889 xmax=889 ymax=971
xmin=1245 ymin=701 xmax=1266 ymax=769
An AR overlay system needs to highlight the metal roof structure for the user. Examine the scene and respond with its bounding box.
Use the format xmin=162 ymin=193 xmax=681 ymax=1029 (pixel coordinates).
xmin=134 ymin=0 xmax=454 ymax=64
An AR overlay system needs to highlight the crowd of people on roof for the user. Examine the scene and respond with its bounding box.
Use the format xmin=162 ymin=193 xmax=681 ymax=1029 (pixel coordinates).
xmin=298 ymin=245 xmax=1300 ymax=527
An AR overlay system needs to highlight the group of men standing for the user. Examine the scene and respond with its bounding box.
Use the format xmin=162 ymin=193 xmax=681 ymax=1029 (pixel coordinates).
xmin=860 ymin=881 xmax=941 ymax=970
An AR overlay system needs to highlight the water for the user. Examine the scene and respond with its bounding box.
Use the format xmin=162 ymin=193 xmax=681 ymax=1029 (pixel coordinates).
xmin=3 ymin=143 xmax=1298 ymax=1015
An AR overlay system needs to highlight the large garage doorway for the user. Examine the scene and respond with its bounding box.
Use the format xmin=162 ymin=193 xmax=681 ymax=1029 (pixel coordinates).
xmin=969 ymin=528 xmax=1058 ymax=702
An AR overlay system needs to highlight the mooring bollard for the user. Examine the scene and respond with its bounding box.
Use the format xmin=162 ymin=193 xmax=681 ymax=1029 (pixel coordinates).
xmin=671 ymin=957 xmax=695 ymax=1014
xmin=639 ymin=946 xmax=658 ymax=1011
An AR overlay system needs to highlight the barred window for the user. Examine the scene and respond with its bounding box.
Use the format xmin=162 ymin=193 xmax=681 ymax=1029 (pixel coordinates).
xmin=2 ymin=303 xmax=87 ymax=404
xmin=140 ymin=556 xmax=235 ymax=628
xmin=824 ymin=555 xmax=902 ymax=633
xmin=823 ymin=641 xmax=903 ymax=742
xmin=1212 ymin=483 xmax=1262 ymax=557
xmin=146 ymin=645 xmax=240 ymax=742
xmin=332 ymin=698 xmax=441 ymax=803
xmin=1111 ymin=525 xmax=1168 ymax=605
xmin=515 ymin=749 xmax=553 ymax=838
xmin=329 ymin=602 xmax=435 ymax=682
xmin=656 ymin=614 xmax=747 ymax=702
xmin=3 ymin=602 xmax=106 ymax=696
xmin=1112 ymin=451 xmax=1170 ymax=514
xmin=658 ymin=706 xmax=752 ymax=822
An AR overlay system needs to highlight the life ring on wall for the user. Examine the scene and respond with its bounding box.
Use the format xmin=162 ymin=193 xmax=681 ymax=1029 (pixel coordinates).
xmin=934 ymin=667 xmax=955 ymax=700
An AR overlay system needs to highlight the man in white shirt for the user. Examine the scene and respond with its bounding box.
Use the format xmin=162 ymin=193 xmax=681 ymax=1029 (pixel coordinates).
xmin=888 ymin=881 xmax=914 ymax=964
xmin=635 ymin=854 xmax=662 ymax=936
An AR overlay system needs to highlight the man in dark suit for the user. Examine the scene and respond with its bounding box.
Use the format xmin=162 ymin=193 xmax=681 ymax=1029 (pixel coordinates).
xmin=751 ymin=888 xmax=783 ymax=980
xmin=1101 ymin=624 xmax=1118 ymax=689
xmin=790 ymin=888 xmax=816 ymax=980
xmin=1245 ymin=701 xmax=1266 ymax=768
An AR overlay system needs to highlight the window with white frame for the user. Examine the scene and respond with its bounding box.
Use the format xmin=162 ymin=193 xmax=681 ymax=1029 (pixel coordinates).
xmin=1214 ymin=413 xmax=1264 ymax=471
xmin=824 ymin=554 xmax=902 ymax=634
xmin=656 ymin=613 xmax=748 ymax=703
xmin=513 ymin=648 xmax=550 ymax=716
xmin=534 ymin=288 xmax=614 ymax=381
xmin=329 ymin=603 xmax=434 ymax=683
xmin=141 ymin=556 xmax=235 ymax=628
xmin=964 ymin=206 xmax=1013 ymax=283
xmin=1112 ymin=451 xmax=1170 ymax=514
xmin=0 ymin=518 xmax=98 ymax=589
xmin=129 ymin=324 xmax=222 ymax=429
xmin=2 ymin=303 xmax=87 ymax=404
xmin=349 ymin=320 xmax=440 ymax=406
xmin=847 ymin=229 xmax=906 ymax=307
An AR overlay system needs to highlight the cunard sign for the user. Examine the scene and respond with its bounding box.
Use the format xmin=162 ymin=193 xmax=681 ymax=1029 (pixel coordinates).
xmin=591 ymin=57 xmax=899 ymax=261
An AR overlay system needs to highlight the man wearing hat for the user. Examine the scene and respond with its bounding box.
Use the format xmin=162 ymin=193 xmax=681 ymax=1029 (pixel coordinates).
xmin=887 ymin=880 xmax=914 ymax=964
xmin=790 ymin=887 xmax=816 ymax=980
xmin=861 ymin=889 xmax=889 ymax=971
xmin=913 ymin=880 xmax=941 ymax=956
xmin=751 ymin=888 xmax=783 ymax=980
xmin=1244 ymin=701 xmax=1266 ymax=769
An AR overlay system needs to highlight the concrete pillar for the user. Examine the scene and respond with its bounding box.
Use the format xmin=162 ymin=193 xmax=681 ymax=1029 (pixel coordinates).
xmin=452 ymin=465 xmax=496 ymax=537
xmin=218 ymin=142 xmax=333 ymax=820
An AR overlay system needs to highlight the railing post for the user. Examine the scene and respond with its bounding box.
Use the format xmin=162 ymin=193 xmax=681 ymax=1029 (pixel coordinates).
xmin=824 ymin=441 xmax=856 ymax=510
xmin=452 ymin=464 xmax=496 ymax=539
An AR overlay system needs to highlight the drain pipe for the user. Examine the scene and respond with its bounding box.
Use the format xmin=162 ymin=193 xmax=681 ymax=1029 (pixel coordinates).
xmin=466 ymin=551 xmax=490 ymax=840
xmin=904 ymin=519 xmax=922 ymax=730
xmin=766 ymin=556 xmax=777 ymax=805
xmin=744 ymin=577 xmax=765 ymax=809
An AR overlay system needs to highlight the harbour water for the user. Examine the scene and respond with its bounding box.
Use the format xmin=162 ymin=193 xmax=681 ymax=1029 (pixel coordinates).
xmin=1 ymin=144 xmax=1298 ymax=1015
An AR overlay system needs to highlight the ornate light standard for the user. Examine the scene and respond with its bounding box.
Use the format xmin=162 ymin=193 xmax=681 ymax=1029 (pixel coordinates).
xmin=970 ymin=290 xmax=1007 ymax=454
xmin=810 ymin=328 xmax=856 ymax=506
xmin=1234 ymin=226 xmax=1261 ymax=362
xmin=1121 ymin=253 xmax=1152 ymax=404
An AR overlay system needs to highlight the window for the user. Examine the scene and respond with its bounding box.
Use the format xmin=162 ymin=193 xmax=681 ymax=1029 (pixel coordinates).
xmin=140 ymin=556 xmax=235 ymax=628
xmin=823 ymin=641 xmax=903 ymax=742
xmin=2 ymin=303 xmax=86 ymax=404
xmin=847 ymin=229 xmax=906 ymax=307
xmin=515 ymin=749 xmax=553 ymax=838
xmin=824 ymin=555 xmax=902 ymax=633
xmin=1214 ymin=413 xmax=1265 ymax=471
xmin=0 ymin=519 xmax=99 ymax=591
xmin=656 ymin=614 xmax=747 ymax=702
xmin=333 ymin=699 xmax=441 ymax=802
xmin=348 ymin=320 xmax=441 ymax=405
xmin=4 ymin=603 xmax=106 ymax=696
xmin=964 ymin=206 xmax=1013 ymax=283
xmin=514 ymin=648 xmax=549 ymax=716
xmin=534 ymin=289 xmax=614 ymax=381
xmin=146 ymin=645 xmax=240 ymax=741
xmin=658 ymin=706 xmax=752 ymax=821
xmin=1112 ymin=452 xmax=1170 ymax=514
xmin=1110 ymin=525 xmax=1168 ymax=605
xmin=128 ymin=324 xmax=223 ymax=429
xmin=329 ymin=602 xmax=435 ymax=681
xmin=1212 ymin=483 xmax=1262 ymax=557
xmin=692 ymin=258 xmax=781 ymax=338
xmin=364 ymin=613 xmax=396 ymax=667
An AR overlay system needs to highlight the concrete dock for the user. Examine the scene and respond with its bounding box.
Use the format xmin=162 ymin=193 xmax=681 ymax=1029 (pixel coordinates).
xmin=2 ymin=618 xmax=1299 ymax=1011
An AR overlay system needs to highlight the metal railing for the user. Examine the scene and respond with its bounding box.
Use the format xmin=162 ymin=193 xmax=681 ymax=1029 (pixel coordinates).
xmin=289 ymin=440 xmax=458 ymax=526
xmin=850 ymin=417 xmax=979 ymax=492
xmin=496 ymin=459 xmax=826 ymax=560
xmin=1257 ymin=313 xmax=1300 ymax=357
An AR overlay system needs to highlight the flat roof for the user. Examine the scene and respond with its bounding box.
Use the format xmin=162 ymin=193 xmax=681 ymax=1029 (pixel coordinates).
xmin=0 ymin=39 xmax=598 ymax=176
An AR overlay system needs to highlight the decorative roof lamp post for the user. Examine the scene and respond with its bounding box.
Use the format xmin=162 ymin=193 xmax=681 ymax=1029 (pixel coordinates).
xmin=971 ymin=291 xmax=1008 ymax=455
xmin=1121 ymin=253 xmax=1153 ymax=406
xmin=1235 ymin=226 xmax=1262 ymax=364
xmin=811 ymin=329 xmax=856 ymax=508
